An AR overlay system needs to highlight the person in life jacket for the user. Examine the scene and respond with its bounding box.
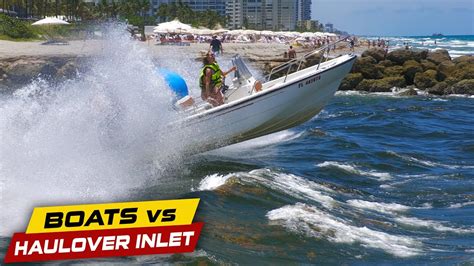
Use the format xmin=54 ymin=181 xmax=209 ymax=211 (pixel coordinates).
xmin=200 ymin=51 xmax=236 ymax=107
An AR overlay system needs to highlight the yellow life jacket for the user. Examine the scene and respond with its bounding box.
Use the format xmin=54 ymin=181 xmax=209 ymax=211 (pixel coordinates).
xmin=199 ymin=62 xmax=222 ymax=90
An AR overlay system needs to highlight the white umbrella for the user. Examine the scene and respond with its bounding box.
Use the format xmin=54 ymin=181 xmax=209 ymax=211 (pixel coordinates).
xmin=32 ymin=17 xmax=69 ymax=26
xmin=32 ymin=17 xmax=70 ymax=45
xmin=260 ymin=30 xmax=274 ymax=36
xmin=228 ymin=29 xmax=245 ymax=36
xmin=153 ymin=19 xmax=192 ymax=34
xmin=300 ymin=32 xmax=315 ymax=38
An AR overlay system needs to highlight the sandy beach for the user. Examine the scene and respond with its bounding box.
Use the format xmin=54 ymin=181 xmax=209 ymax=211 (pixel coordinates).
xmin=0 ymin=39 xmax=367 ymax=60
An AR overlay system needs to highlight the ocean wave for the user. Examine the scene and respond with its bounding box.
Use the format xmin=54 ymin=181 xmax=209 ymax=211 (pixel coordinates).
xmin=267 ymin=203 xmax=423 ymax=257
xmin=387 ymin=151 xmax=474 ymax=170
xmin=394 ymin=217 xmax=474 ymax=234
xmin=346 ymin=199 xmax=412 ymax=214
xmin=196 ymin=173 xmax=235 ymax=191
xmin=448 ymin=201 xmax=474 ymax=209
xmin=196 ymin=169 xmax=337 ymax=209
xmin=317 ymin=161 xmax=392 ymax=180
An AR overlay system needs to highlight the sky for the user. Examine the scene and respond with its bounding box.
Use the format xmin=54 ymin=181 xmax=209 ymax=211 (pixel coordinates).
xmin=311 ymin=0 xmax=474 ymax=36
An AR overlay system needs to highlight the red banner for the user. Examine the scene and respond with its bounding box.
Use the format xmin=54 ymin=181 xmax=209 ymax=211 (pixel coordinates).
xmin=5 ymin=223 xmax=203 ymax=263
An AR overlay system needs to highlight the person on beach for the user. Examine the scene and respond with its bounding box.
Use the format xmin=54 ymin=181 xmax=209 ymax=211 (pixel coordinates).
xmin=350 ymin=38 xmax=355 ymax=52
xmin=210 ymin=35 xmax=223 ymax=55
xmin=200 ymin=52 xmax=236 ymax=107
xmin=288 ymin=46 xmax=296 ymax=59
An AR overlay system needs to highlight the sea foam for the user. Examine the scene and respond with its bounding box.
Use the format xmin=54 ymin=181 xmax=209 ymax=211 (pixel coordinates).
xmin=267 ymin=203 xmax=423 ymax=257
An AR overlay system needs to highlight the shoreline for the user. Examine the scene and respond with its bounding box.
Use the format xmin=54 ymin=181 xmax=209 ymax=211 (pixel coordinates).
xmin=0 ymin=39 xmax=473 ymax=96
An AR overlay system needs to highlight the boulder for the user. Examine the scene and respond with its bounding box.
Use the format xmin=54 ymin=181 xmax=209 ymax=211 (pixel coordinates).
xmin=427 ymin=49 xmax=451 ymax=64
xmin=362 ymin=48 xmax=386 ymax=62
xmin=397 ymin=88 xmax=418 ymax=96
xmin=5 ymin=58 xmax=46 ymax=83
xmin=339 ymin=73 xmax=364 ymax=91
xmin=352 ymin=56 xmax=383 ymax=79
xmin=414 ymin=70 xmax=437 ymax=89
xmin=387 ymin=49 xmax=414 ymax=65
xmin=427 ymin=82 xmax=448 ymax=95
xmin=387 ymin=49 xmax=428 ymax=65
xmin=403 ymin=60 xmax=423 ymax=85
xmin=420 ymin=59 xmax=437 ymax=71
xmin=436 ymin=61 xmax=456 ymax=81
xmin=452 ymin=63 xmax=474 ymax=80
xmin=383 ymin=65 xmax=404 ymax=77
xmin=444 ymin=77 xmax=461 ymax=86
xmin=449 ymin=79 xmax=474 ymax=95
xmin=356 ymin=76 xmax=406 ymax=92
xmin=56 ymin=61 xmax=78 ymax=80
xmin=339 ymin=73 xmax=364 ymax=90
xmin=378 ymin=60 xmax=393 ymax=67
xmin=453 ymin=55 xmax=474 ymax=64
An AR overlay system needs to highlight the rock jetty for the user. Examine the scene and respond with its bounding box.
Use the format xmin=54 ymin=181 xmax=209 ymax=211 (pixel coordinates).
xmin=339 ymin=48 xmax=474 ymax=95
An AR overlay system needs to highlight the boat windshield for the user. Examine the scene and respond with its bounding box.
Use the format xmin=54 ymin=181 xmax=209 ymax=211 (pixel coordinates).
xmin=232 ymin=56 xmax=253 ymax=81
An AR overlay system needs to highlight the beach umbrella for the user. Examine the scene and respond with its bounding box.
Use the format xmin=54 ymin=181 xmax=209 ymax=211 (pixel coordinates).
xmin=228 ymin=29 xmax=245 ymax=36
xmin=32 ymin=17 xmax=70 ymax=26
xmin=32 ymin=17 xmax=70 ymax=44
xmin=300 ymin=32 xmax=314 ymax=38
xmin=242 ymin=29 xmax=258 ymax=35
xmin=212 ymin=29 xmax=228 ymax=34
xmin=153 ymin=19 xmax=192 ymax=34
xmin=260 ymin=30 xmax=274 ymax=36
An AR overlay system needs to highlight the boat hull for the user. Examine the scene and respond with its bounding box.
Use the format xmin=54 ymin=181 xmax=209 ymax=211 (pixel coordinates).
xmin=182 ymin=54 xmax=357 ymax=153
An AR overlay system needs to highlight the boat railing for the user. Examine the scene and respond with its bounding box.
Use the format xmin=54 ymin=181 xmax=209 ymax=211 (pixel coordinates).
xmin=266 ymin=36 xmax=351 ymax=82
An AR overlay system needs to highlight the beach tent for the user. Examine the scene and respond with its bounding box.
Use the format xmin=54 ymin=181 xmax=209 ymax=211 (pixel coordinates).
xmin=32 ymin=17 xmax=70 ymax=45
xmin=153 ymin=19 xmax=192 ymax=34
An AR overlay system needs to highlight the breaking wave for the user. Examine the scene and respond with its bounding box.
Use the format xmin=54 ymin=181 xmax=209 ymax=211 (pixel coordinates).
xmin=267 ymin=203 xmax=423 ymax=258
xmin=317 ymin=161 xmax=392 ymax=180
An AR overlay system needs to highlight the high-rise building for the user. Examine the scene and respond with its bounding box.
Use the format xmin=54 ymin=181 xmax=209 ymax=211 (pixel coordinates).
xmin=226 ymin=0 xmax=307 ymax=31
xmin=149 ymin=0 xmax=226 ymax=17
xmin=297 ymin=0 xmax=312 ymax=21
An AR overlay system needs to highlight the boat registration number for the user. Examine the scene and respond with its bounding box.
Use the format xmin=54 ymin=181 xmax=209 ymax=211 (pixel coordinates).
xmin=298 ymin=75 xmax=321 ymax=88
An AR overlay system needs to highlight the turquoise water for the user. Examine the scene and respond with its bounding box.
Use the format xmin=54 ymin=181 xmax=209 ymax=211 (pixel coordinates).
xmin=365 ymin=35 xmax=474 ymax=57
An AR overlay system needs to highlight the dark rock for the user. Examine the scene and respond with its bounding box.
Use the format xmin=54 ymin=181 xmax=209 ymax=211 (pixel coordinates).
xmin=453 ymin=55 xmax=474 ymax=64
xmin=383 ymin=65 xmax=404 ymax=77
xmin=397 ymin=88 xmax=418 ymax=96
xmin=362 ymin=48 xmax=386 ymax=62
xmin=444 ymin=77 xmax=461 ymax=86
xmin=449 ymin=79 xmax=474 ymax=95
xmin=403 ymin=60 xmax=423 ymax=85
xmin=56 ymin=61 xmax=78 ymax=80
xmin=427 ymin=49 xmax=451 ymax=64
xmin=427 ymin=82 xmax=448 ymax=95
xmin=387 ymin=49 xmax=428 ymax=65
xmin=436 ymin=61 xmax=456 ymax=81
xmin=387 ymin=49 xmax=414 ymax=65
xmin=356 ymin=76 xmax=406 ymax=92
xmin=5 ymin=58 xmax=46 ymax=83
xmin=414 ymin=70 xmax=437 ymax=89
xmin=339 ymin=73 xmax=363 ymax=90
xmin=352 ymin=56 xmax=383 ymax=79
xmin=378 ymin=60 xmax=393 ymax=67
xmin=452 ymin=62 xmax=474 ymax=80
xmin=420 ymin=59 xmax=437 ymax=71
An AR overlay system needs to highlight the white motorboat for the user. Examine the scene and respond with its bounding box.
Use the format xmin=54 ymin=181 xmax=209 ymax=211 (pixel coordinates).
xmin=174 ymin=42 xmax=356 ymax=153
